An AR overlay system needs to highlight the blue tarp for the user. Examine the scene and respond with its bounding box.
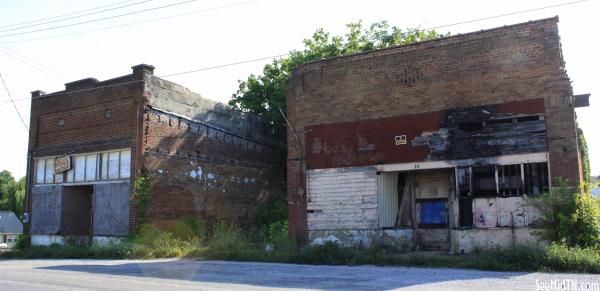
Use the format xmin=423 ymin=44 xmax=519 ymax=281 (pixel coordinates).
xmin=419 ymin=201 xmax=447 ymax=225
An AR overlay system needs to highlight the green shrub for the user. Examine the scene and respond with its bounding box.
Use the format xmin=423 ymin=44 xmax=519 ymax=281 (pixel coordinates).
xmin=250 ymin=194 xmax=288 ymax=228
xmin=14 ymin=234 xmax=30 ymax=250
xmin=265 ymin=220 xmax=295 ymax=251
xmin=135 ymin=224 xmax=172 ymax=247
xmin=183 ymin=216 xmax=207 ymax=241
xmin=571 ymin=193 xmax=600 ymax=247
xmin=544 ymin=243 xmax=600 ymax=273
xmin=532 ymin=178 xmax=600 ymax=248
xmin=166 ymin=220 xmax=197 ymax=242
xmin=477 ymin=246 xmax=545 ymax=271
xmin=206 ymin=221 xmax=248 ymax=253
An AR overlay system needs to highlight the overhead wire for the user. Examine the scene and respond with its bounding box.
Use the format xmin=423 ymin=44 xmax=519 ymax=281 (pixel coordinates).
xmin=0 ymin=0 xmax=590 ymax=107
xmin=0 ymin=0 xmax=262 ymax=45
xmin=0 ymin=45 xmax=67 ymax=79
xmin=0 ymin=0 xmax=139 ymax=29
xmin=0 ymin=72 xmax=29 ymax=130
xmin=420 ymin=0 xmax=588 ymax=32
xmin=0 ymin=0 xmax=154 ymax=33
xmin=0 ymin=0 xmax=199 ymax=38
xmin=0 ymin=51 xmax=288 ymax=105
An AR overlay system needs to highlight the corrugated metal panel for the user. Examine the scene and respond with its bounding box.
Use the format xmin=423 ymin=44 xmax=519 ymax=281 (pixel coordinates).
xmin=377 ymin=172 xmax=398 ymax=228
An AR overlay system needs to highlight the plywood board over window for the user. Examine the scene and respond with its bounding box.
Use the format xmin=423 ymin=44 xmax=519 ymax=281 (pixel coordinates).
xmin=44 ymin=159 xmax=54 ymax=184
xmin=35 ymin=159 xmax=45 ymax=184
xmin=108 ymin=151 xmax=120 ymax=179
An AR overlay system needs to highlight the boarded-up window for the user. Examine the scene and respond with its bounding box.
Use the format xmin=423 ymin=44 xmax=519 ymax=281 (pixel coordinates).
xmin=85 ymin=154 xmax=96 ymax=181
xmin=44 ymin=159 xmax=54 ymax=184
xmin=34 ymin=149 xmax=131 ymax=184
xmin=54 ymin=166 xmax=64 ymax=184
xmin=35 ymin=159 xmax=45 ymax=184
xmin=498 ymin=164 xmax=523 ymax=196
xmin=74 ymin=155 xmax=86 ymax=182
xmin=101 ymin=153 xmax=108 ymax=180
xmin=66 ymin=168 xmax=74 ymax=183
xmin=524 ymin=163 xmax=549 ymax=195
xmin=120 ymin=150 xmax=131 ymax=179
xmin=472 ymin=166 xmax=497 ymax=197
xmin=108 ymin=152 xmax=120 ymax=179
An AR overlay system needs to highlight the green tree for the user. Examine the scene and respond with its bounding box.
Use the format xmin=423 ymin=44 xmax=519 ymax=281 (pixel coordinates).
xmin=0 ymin=171 xmax=25 ymax=218
xmin=228 ymin=21 xmax=448 ymax=170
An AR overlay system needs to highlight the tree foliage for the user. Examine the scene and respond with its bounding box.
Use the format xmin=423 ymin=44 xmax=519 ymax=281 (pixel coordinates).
xmin=578 ymin=127 xmax=592 ymax=191
xmin=132 ymin=170 xmax=151 ymax=229
xmin=0 ymin=170 xmax=25 ymax=218
xmin=533 ymin=178 xmax=600 ymax=248
xmin=228 ymin=21 xmax=448 ymax=169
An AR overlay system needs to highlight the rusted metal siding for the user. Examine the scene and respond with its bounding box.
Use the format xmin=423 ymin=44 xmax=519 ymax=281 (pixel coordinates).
xmin=306 ymin=99 xmax=546 ymax=170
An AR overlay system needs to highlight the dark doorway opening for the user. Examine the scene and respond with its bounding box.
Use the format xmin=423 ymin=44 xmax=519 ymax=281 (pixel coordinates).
xmin=61 ymin=185 xmax=93 ymax=237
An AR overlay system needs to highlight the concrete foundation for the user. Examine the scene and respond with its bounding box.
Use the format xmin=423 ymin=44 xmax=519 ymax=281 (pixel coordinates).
xmin=450 ymin=227 xmax=548 ymax=253
xmin=92 ymin=236 xmax=125 ymax=246
xmin=308 ymin=229 xmax=413 ymax=250
xmin=31 ymin=235 xmax=125 ymax=246
xmin=31 ymin=235 xmax=65 ymax=246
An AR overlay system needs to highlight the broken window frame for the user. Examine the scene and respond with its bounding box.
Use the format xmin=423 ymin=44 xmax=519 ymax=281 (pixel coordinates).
xmin=456 ymin=161 xmax=550 ymax=227
xmin=471 ymin=165 xmax=498 ymax=197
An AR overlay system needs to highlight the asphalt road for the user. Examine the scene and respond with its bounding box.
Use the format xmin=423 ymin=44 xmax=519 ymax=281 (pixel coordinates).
xmin=1 ymin=259 xmax=599 ymax=290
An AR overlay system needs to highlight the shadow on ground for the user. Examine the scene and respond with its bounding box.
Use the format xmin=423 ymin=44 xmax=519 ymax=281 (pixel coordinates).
xmin=38 ymin=259 xmax=523 ymax=290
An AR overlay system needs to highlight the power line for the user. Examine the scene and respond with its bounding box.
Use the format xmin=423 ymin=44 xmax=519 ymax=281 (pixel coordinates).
xmin=0 ymin=52 xmax=287 ymax=103
xmin=0 ymin=0 xmax=139 ymax=29
xmin=0 ymin=0 xmax=199 ymax=38
xmin=0 ymin=72 xmax=29 ymax=130
xmin=0 ymin=45 xmax=67 ymax=79
xmin=421 ymin=0 xmax=589 ymax=31
xmin=160 ymin=54 xmax=288 ymax=77
xmin=0 ymin=0 xmax=262 ymax=45
xmin=0 ymin=0 xmax=590 ymax=104
xmin=0 ymin=0 xmax=154 ymax=33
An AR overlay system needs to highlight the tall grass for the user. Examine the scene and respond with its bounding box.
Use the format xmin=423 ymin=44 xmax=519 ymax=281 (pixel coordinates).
xmin=2 ymin=218 xmax=600 ymax=274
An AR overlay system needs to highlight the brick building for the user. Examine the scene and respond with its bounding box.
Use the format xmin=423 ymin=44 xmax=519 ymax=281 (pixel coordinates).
xmin=25 ymin=64 xmax=280 ymax=245
xmin=286 ymin=17 xmax=590 ymax=252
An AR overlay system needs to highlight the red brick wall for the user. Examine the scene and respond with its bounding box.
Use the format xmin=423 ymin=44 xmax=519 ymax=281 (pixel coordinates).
xmin=305 ymin=99 xmax=546 ymax=169
xmin=286 ymin=17 xmax=580 ymax=242
xmin=141 ymin=108 xmax=281 ymax=225
xmin=26 ymin=72 xmax=146 ymax=233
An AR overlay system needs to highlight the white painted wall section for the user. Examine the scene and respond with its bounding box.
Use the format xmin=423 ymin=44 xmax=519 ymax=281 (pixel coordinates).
xmin=307 ymin=167 xmax=378 ymax=230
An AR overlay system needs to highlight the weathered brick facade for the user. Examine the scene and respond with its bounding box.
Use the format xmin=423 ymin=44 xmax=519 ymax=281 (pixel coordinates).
xmin=142 ymin=105 xmax=279 ymax=225
xmin=286 ymin=17 xmax=588 ymax=245
xmin=26 ymin=65 xmax=280 ymax=243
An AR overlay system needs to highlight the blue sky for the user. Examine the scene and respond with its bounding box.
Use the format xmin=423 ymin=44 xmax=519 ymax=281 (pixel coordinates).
xmin=0 ymin=0 xmax=597 ymax=179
